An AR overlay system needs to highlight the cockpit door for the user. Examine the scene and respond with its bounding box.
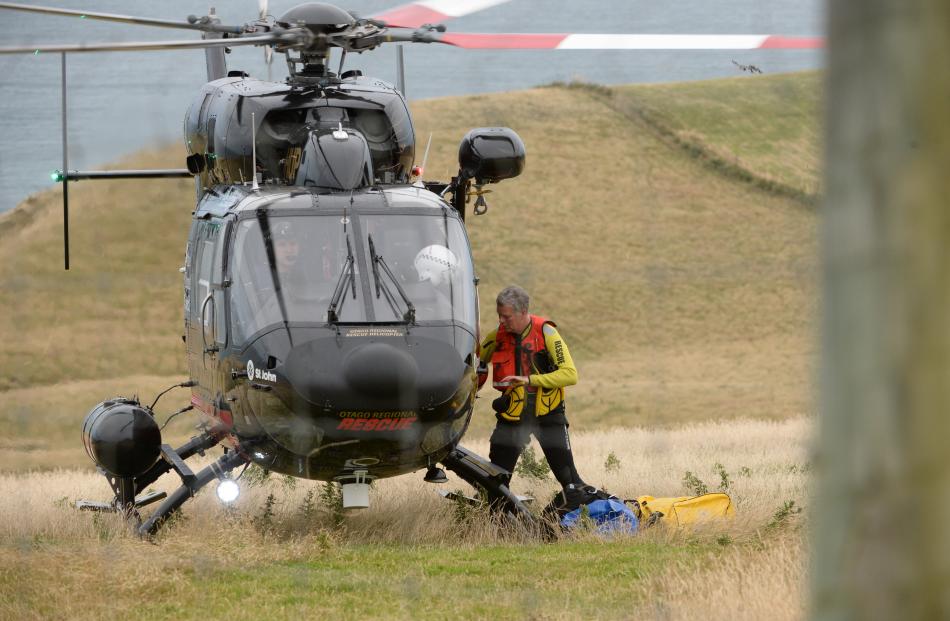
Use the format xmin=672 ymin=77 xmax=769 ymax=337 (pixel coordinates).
xmin=189 ymin=218 xmax=229 ymax=376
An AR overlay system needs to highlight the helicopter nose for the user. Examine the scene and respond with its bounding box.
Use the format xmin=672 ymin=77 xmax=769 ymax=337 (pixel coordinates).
xmin=280 ymin=330 xmax=466 ymax=411
xmin=343 ymin=342 xmax=419 ymax=398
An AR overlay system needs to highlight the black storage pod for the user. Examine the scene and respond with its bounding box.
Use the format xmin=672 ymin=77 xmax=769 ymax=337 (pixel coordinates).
xmin=82 ymin=397 xmax=162 ymax=478
xmin=458 ymin=127 xmax=526 ymax=184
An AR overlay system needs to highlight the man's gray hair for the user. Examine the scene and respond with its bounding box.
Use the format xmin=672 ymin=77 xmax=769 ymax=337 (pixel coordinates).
xmin=496 ymin=285 xmax=530 ymax=313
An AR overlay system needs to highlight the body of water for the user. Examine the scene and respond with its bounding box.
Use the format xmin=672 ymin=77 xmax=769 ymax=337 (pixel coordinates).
xmin=0 ymin=0 xmax=823 ymax=213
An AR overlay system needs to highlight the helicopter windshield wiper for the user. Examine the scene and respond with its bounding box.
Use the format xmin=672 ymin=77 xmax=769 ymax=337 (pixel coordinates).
xmin=327 ymin=235 xmax=357 ymax=324
xmin=367 ymin=234 xmax=415 ymax=324
xmin=256 ymin=210 xmax=293 ymax=345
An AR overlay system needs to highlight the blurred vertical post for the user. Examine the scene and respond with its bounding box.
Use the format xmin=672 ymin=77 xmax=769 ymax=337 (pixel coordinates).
xmin=814 ymin=0 xmax=950 ymax=619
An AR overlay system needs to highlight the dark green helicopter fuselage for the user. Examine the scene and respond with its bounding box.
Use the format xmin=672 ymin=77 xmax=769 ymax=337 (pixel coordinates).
xmin=185 ymin=185 xmax=480 ymax=482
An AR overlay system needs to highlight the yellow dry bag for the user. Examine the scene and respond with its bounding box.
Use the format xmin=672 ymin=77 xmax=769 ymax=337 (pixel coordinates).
xmin=632 ymin=493 xmax=735 ymax=527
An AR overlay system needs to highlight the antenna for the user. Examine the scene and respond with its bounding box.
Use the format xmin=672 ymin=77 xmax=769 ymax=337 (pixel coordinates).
xmin=251 ymin=112 xmax=260 ymax=191
xmin=60 ymin=52 xmax=69 ymax=270
xmin=410 ymin=133 xmax=433 ymax=181
xmin=420 ymin=132 xmax=433 ymax=173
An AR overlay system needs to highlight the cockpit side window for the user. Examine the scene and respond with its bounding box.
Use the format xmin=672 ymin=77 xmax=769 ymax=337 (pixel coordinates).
xmin=189 ymin=219 xmax=228 ymax=349
xmin=211 ymin=221 xmax=229 ymax=345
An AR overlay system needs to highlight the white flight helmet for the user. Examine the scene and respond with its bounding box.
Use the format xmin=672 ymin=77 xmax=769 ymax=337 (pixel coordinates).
xmin=414 ymin=245 xmax=459 ymax=286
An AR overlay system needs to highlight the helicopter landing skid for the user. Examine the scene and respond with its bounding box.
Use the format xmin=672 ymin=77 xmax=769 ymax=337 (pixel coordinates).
xmin=441 ymin=445 xmax=534 ymax=522
xmin=437 ymin=489 xmax=534 ymax=506
xmin=76 ymin=490 xmax=167 ymax=514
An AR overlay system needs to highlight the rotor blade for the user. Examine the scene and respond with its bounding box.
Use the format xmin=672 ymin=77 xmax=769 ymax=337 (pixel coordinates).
xmin=0 ymin=33 xmax=286 ymax=55
xmin=0 ymin=2 xmax=243 ymax=34
xmin=371 ymin=0 xmax=512 ymax=29
xmin=428 ymin=33 xmax=825 ymax=50
xmin=259 ymin=0 xmax=273 ymax=78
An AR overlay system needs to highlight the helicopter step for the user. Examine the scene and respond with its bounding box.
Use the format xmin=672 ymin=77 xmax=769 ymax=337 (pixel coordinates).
xmin=159 ymin=443 xmax=197 ymax=486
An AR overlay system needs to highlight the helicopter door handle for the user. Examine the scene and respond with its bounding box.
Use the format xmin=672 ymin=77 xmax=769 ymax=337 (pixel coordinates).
xmin=250 ymin=383 xmax=272 ymax=392
xmin=200 ymin=293 xmax=218 ymax=354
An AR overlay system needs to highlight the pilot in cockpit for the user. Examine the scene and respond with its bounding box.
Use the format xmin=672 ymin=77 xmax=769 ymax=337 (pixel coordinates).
xmin=273 ymin=221 xmax=302 ymax=274
xmin=247 ymin=221 xmax=340 ymax=327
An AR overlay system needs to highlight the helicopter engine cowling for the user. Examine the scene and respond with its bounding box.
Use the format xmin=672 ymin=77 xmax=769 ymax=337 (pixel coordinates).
xmin=183 ymin=75 xmax=416 ymax=191
xmin=82 ymin=398 xmax=162 ymax=478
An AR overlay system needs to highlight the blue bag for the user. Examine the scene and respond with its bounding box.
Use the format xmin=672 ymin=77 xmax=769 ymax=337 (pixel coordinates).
xmin=560 ymin=498 xmax=639 ymax=534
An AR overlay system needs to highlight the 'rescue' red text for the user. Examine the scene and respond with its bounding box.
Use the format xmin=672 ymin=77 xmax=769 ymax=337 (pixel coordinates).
xmin=337 ymin=417 xmax=417 ymax=431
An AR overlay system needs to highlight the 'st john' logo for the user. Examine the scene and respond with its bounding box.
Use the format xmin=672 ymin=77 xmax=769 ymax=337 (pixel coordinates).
xmin=246 ymin=359 xmax=255 ymax=380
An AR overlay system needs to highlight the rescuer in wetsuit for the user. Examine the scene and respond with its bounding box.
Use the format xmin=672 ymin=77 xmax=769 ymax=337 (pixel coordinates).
xmin=477 ymin=285 xmax=588 ymax=491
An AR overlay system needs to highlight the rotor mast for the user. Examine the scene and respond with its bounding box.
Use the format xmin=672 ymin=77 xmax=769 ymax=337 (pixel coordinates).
xmin=200 ymin=7 xmax=228 ymax=81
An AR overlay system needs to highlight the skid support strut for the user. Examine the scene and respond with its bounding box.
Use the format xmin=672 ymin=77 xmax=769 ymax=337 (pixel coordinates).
xmin=138 ymin=449 xmax=247 ymax=537
xmin=441 ymin=445 xmax=534 ymax=522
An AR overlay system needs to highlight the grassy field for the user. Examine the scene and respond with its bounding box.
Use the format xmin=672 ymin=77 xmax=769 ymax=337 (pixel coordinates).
xmin=606 ymin=73 xmax=822 ymax=202
xmin=1 ymin=420 xmax=809 ymax=620
xmin=0 ymin=71 xmax=821 ymax=619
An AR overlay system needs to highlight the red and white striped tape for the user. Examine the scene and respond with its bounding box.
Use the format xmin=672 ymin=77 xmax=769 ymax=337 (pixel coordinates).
xmin=373 ymin=0 xmax=512 ymax=29
xmin=438 ymin=33 xmax=824 ymax=50
xmin=370 ymin=1 xmax=823 ymax=50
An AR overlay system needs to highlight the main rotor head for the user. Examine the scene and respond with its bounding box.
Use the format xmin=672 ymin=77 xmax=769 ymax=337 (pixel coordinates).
xmin=273 ymin=3 xmax=389 ymax=83
xmin=276 ymin=3 xmax=355 ymax=33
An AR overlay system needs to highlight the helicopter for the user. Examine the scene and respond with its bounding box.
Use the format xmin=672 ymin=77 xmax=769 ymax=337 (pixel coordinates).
xmin=0 ymin=1 xmax=823 ymax=537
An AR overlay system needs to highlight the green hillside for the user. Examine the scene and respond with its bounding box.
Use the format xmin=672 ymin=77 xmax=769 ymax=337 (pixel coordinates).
xmin=0 ymin=72 xmax=820 ymax=469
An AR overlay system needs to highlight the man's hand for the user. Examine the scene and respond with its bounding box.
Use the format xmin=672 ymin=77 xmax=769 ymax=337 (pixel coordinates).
xmin=477 ymin=362 xmax=488 ymax=391
xmin=500 ymin=375 xmax=529 ymax=386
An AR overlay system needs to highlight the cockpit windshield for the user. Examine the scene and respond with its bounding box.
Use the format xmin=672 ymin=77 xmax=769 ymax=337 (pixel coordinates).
xmin=359 ymin=213 xmax=475 ymax=326
xmin=228 ymin=210 xmax=476 ymax=343
xmin=230 ymin=215 xmax=365 ymax=341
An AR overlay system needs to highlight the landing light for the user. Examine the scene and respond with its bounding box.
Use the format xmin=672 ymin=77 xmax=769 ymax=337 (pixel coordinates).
xmin=423 ymin=465 xmax=448 ymax=484
xmin=216 ymin=479 xmax=240 ymax=503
